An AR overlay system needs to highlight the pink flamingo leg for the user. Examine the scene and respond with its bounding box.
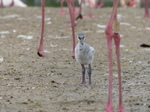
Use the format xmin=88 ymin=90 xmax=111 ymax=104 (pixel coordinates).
xmin=144 ymin=0 xmax=150 ymax=18
xmin=66 ymin=0 xmax=76 ymax=59
xmin=0 ymin=0 xmax=14 ymax=7
xmin=105 ymin=0 xmax=126 ymax=112
xmin=105 ymin=32 xmax=113 ymax=112
xmin=76 ymin=0 xmax=83 ymax=20
xmin=76 ymin=0 xmax=93 ymax=20
xmin=0 ymin=0 xmax=3 ymax=7
xmin=87 ymin=0 xmax=92 ymax=18
xmin=72 ymin=0 xmax=79 ymax=14
xmin=97 ymin=0 xmax=104 ymax=8
xmin=120 ymin=0 xmax=127 ymax=8
xmin=8 ymin=0 xmax=14 ymax=6
xmin=114 ymin=33 xmax=126 ymax=112
xmin=37 ymin=0 xmax=46 ymax=57
xmin=60 ymin=0 xmax=66 ymax=14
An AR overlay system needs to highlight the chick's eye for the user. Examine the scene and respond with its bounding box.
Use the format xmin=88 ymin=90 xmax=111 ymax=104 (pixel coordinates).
xmin=78 ymin=37 xmax=81 ymax=39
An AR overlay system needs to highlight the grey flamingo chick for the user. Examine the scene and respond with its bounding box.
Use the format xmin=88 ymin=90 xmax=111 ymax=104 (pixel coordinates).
xmin=75 ymin=32 xmax=95 ymax=85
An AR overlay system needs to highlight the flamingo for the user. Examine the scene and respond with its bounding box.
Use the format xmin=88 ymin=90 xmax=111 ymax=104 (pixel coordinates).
xmin=105 ymin=0 xmax=126 ymax=112
xmin=144 ymin=0 xmax=150 ymax=18
xmin=0 ymin=0 xmax=27 ymax=7
xmin=38 ymin=0 xmax=76 ymax=58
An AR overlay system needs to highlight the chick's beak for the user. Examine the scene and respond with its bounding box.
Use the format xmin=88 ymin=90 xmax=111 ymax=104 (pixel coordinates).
xmin=80 ymin=39 xmax=84 ymax=45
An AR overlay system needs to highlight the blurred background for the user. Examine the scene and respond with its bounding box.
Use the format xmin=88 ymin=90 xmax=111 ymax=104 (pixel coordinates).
xmin=22 ymin=0 xmax=115 ymax=7
xmin=21 ymin=0 xmax=148 ymax=7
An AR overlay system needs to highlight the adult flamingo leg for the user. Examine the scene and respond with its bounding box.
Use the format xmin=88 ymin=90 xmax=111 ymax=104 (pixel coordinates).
xmin=105 ymin=33 xmax=114 ymax=112
xmin=76 ymin=0 xmax=83 ymax=20
xmin=60 ymin=0 xmax=65 ymax=14
xmin=8 ymin=0 xmax=14 ymax=6
xmin=144 ymin=0 xmax=150 ymax=18
xmin=114 ymin=33 xmax=126 ymax=112
xmin=76 ymin=0 xmax=93 ymax=19
xmin=66 ymin=0 xmax=76 ymax=59
xmin=105 ymin=0 xmax=126 ymax=112
xmin=97 ymin=0 xmax=104 ymax=8
xmin=37 ymin=0 xmax=46 ymax=57
xmin=0 ymin=0 xmax=3 ymax=6
xmin=0 ymin=0 xmax=14 ymax=7
xmin=87 ymin=0 xmax=92 ymax=18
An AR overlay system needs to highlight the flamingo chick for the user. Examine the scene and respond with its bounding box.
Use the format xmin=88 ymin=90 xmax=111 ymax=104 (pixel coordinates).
xmin=75 ymin=32 xmax=95 ymax=85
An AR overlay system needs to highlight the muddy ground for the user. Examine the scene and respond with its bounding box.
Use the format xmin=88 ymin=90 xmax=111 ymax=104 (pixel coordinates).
xmin=0 ymin=7 xmax=150 ymax=112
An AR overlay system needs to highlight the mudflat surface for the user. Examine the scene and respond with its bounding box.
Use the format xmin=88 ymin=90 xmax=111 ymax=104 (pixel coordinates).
xmin=0 ymin=7 xmax=150 ymax=112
